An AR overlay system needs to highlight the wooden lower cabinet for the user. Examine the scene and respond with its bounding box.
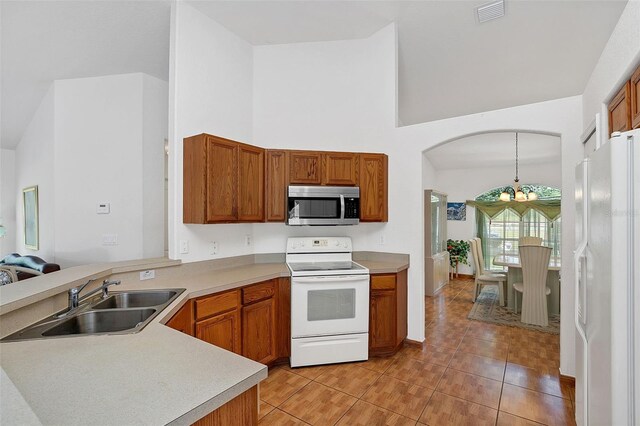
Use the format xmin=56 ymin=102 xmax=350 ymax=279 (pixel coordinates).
xmin=192 ymin=385 xmax=258 ymax=426
xmin=195 ymin=309 xmax=242 ymax=355
xmin=242 ymin=297 xmax=277 ymax=365
xmin=369 ymin=270 xmax=408 ymax=356
xmin=166 ymin=301 xmax=193 ymax=336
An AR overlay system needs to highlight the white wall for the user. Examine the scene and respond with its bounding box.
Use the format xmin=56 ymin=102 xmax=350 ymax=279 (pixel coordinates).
xmin=251 ymin=24 xmax=397 ymax=254
xmin=143 ymin=75 xmax=169 ymax=258
xmin=582 ymin=0 xmax=640 ymax=141
xmin=426 ymin=159 xmax=562 ymax=275
xmin=169 ymin=6 xmax=397 ymax=262
xmin=252 ymin=24 xmax=397 ymax=152
xmin=14 ymin=85 xmax=56 ymax=260
xmin=168 ymin=1 xmax=254 ymax=262
xmin=10 ymin=73 xmax=167 ymax=267
xmin=53 ymin=74 xmax=165 ymax=266
xmin=0 ymin=149 xmax=17 ymax=255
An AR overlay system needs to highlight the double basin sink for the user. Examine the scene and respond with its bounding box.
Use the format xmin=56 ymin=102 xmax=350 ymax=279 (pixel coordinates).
xmin=2 ymin=289 xmax=185 ymax=342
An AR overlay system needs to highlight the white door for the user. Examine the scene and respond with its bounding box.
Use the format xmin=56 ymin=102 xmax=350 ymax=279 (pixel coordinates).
xmin=291 ymin=275 xmax=369 ymax=338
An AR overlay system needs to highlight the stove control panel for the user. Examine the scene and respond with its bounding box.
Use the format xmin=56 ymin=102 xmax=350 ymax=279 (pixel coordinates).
xmin=286 ymin=237 xmax=352 ymax=253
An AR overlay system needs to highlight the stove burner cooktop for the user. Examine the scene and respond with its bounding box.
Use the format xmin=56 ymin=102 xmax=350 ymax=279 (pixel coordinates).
xmin=287 ymin=261 xmax=367 ymax=273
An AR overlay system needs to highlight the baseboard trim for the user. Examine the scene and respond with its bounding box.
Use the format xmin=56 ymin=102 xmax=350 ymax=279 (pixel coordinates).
xmin=404 ymin=338 xmax=423 ymax=347
xmin=451 ymin=273 xmax=474 ymax=280
xmin=560 ymin=374 xmax=576 ymax=385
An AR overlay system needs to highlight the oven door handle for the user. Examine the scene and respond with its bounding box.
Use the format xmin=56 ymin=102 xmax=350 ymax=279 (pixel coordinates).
xmin=293 ymin=275 xmax=368 ymax=283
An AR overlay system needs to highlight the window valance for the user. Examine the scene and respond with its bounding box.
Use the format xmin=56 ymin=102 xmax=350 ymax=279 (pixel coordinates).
xmin=465 ymin=199 xmax=561 ymax=221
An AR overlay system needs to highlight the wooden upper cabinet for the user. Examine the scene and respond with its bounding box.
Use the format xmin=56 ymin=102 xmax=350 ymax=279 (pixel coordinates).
xmin=609 ymin=82 xmax=632 ymax=135
xmin=242 ymin=297 xmax=277 ymax=365
xmin=196 ymin=309 xmax=242 ymax=355
xmin=207 ymin=137 xmax=238 ymax=222
xmin=265 ymin=150 xmax=288 ymax=222
xmin=631 ymin=65 xmax=640 ymax=129
xmin=322 ymin=152 xmax=358 ymax=186
xmin=237 ymin=144 xmax=264 ymax=222
xmin=289 ymin=151 xmax=322 ymax=184
xmin=183 ymin=134 xmax=265 ymax=224
xmin=359 ymin=153 xmax=388 ymax=222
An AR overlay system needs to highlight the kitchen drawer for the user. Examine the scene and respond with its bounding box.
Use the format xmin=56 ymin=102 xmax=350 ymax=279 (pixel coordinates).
xmin=371 ymin=274 xmax=396 ymax=291
xmin=242 ymin=280 xmax=276 ymax=305
xmin=195 ymin=290 xmax=239 ymax=320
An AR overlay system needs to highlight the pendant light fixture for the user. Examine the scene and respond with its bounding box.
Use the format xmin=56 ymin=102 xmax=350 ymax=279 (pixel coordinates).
xmin=500 ymin=132 xmax=537 ymax=202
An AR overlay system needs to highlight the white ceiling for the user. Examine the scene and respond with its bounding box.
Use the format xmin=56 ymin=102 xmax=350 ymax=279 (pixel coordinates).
xmin=190 ymin=0 xmax=626 ymax=126
xmin=1 ymin=1 xmax=627 ymax=148
xmin=1 ymin=1 xmax=171 ymax=148
xmin=423 ymin=132 xmax=561 ymax=170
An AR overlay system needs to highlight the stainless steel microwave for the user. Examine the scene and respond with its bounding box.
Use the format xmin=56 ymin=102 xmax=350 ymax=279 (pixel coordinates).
xmin=287 ymin=186 xmax=360 ymax=226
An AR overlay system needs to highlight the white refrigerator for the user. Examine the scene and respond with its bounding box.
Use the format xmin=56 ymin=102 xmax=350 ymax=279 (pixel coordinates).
xmin=574 ymin=128 xmax=640 ymax=426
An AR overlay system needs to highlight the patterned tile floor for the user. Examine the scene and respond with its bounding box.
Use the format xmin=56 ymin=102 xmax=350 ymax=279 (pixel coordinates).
xmin=258 ymin=278 xmax=575 ymax=425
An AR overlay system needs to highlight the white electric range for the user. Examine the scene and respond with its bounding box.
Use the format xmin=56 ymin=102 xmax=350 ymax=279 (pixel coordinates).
xmin=286 ymin=237 xmax=370 ymax=367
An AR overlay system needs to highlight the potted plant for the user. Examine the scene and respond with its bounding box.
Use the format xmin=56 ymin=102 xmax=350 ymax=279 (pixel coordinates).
xmin=446 ymin=239 xmax=470 ymax=268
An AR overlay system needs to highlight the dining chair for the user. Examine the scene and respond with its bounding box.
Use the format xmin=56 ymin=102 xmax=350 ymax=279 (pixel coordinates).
xmin=513 ymin=245 xmax=552 ymax=326
xmin=469 ymin=239 xmax=506 ymax=305
xmin=473 ymin=238 xmax=507 ymax=278
xmin=519 ymin=236 xmax=543 ymax=246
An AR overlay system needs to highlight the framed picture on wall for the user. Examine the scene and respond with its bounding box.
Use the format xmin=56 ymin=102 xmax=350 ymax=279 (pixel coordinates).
xmin=447 ymin=202 xmax=466 ymax=221
xmin=23 ymin=186 xmax=39 ymax=250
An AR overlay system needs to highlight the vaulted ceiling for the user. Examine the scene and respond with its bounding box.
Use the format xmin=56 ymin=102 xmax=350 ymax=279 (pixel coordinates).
xmin=423 ymin=132 xmax=561 ymax=171
xmin=1 ymin=1 xmax=627 ymax=148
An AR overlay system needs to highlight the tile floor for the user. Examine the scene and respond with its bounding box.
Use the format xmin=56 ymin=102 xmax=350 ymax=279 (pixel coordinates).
xmin=258 ymin=278 xmax=575 ymax=425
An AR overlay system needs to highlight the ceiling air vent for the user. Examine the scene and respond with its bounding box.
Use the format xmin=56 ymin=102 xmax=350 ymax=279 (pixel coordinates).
xmin=476 ymin=0 xmax=505 ymax=23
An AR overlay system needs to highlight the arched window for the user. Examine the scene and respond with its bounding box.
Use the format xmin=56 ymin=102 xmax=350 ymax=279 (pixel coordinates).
xmin=475 ymin=185 xmax=561 ymax=271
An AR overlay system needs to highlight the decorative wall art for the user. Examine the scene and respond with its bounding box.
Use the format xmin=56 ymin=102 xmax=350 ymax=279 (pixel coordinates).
xmin=447 ymin=202 xmax=466 ymax=221
xmin=23 ymin=186 xmax=39 ymax=250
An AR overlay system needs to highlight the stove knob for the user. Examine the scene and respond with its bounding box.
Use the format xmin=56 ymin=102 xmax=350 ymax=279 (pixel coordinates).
xmin=334 ymin=240 xmax=340 ymax=246
xmin=300 ymin=241 xmax=306 ymax=247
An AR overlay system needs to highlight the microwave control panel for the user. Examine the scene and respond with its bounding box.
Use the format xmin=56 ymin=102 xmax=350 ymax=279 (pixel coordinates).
xmin=344 ymin=198 xmax=359 ymax=219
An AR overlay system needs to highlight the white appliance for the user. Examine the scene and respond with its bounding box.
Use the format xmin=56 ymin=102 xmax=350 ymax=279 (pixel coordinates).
xmin=286 ymin=237 xmax=370 ymax=367
xmin=574 ymin=129 xmax=640 ymax=426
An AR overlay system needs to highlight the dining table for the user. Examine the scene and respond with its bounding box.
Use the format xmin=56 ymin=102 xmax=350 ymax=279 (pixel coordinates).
xmin=493 ymin=254 xmax=561 ymax=315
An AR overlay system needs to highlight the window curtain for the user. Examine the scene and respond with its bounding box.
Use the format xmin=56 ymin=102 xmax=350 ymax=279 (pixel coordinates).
xmin=475 ymin=211 xmax=491 ymax=271
xmin=466 ymin=199 xmax=561 ymax=222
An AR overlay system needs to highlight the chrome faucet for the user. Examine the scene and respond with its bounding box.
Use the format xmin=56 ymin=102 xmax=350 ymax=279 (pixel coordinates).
xmin=67 ymin=279 xmax=121 ymax=310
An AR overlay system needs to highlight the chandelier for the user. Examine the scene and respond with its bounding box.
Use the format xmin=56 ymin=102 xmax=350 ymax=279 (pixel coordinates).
xmin=499 ymin=132 xmax=537 ymax=202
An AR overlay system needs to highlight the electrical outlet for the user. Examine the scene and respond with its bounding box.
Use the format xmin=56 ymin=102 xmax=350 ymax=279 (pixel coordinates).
xmin=210 ymin=241 xmax=219 ymax=255
xmin=102 ymin=234 xmax=118 ymax=246
xmin=245 ymin=235 xmax=252 ymax=247
xmin=379 ymin=235 xmax=386 ymax=245
xmin=140 ymin=270 xmax=155 ymax=281
xmin=179 ymin=240 xmax=189 ymax=254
